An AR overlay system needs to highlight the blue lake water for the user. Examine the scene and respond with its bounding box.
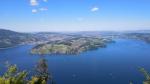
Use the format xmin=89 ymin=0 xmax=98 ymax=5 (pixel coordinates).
xmin=0 ymin=39 xmax=150 ymax=84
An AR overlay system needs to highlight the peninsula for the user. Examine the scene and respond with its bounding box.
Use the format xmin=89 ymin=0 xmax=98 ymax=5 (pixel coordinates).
xmin=31 ymin=37 xmax=112 ymax=55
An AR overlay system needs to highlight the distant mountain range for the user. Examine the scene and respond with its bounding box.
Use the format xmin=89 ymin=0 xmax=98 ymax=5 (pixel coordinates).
xmin=0 ymin=29 xmax=34 ymax=48
xmin=0 ymin=29 xmax=81 ymax=48
xmin=0 ymin=29 xmax=150 ymax=49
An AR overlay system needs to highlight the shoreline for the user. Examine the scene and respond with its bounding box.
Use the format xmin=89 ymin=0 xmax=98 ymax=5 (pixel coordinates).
xmin=0 ymin=45 xmax=20 ymax=50
xmin=0 ymin=42 xmax=58 ymax=50
xmin=0 ymin=43 xmax=36 ymax=50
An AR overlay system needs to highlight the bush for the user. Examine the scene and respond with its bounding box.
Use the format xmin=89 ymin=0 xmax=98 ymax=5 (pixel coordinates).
xmin=0 ymin=59 xmax=52 ymax=84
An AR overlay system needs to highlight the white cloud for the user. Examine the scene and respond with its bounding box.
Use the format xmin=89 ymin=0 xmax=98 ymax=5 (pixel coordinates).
xmin=43 ymin=0 xmax=48 ymax=2
xmin=91 ymin=7 xmax=99 ymax=12
xmin=30 ymin=0 xmax=48 ymax=13
xmin=32 ymin=9 xmax=38 ymax=13
xmin=39 ymin=7 xmax=48 ymax=11
xmin=30 ymin=0 xmax=38 ymax=6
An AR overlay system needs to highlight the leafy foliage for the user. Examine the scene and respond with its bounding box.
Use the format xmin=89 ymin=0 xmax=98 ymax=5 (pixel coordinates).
xmin=139 ymin=68 xmax=150 ymax=84
xmin=0 ymin=64 xmax=27 ymax=84
xmin=35 ymin=59 xmax=50 ymax=82
xmin=0 ymin=59 xmax=52 ymax=84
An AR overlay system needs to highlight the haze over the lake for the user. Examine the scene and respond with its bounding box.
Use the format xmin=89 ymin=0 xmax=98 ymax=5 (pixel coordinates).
xmin=0 ymin=0 xmax=150 ymax=32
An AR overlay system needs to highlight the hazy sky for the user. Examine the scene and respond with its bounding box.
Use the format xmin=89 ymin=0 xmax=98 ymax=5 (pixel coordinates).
xmin=0 ymin=0 xmax=150 ymax=32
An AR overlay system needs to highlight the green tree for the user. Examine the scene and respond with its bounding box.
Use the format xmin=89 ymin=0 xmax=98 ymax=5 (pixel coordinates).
xmin=36 ymin=59 xmax=49 ymax=81
xmin=0 ymin=59 xmax=53 ymax=84
xmin=139 ymin=68 xmax=150 ymax=84
xmin=35 ymin=58 xmax=55 ymax=84
xmin=0 ymin=64 xmax=27 ymax=84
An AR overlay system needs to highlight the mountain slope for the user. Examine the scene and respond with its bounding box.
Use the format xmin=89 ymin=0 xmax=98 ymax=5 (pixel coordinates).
xmin=0 ymin=29 xmax=34 ymax=48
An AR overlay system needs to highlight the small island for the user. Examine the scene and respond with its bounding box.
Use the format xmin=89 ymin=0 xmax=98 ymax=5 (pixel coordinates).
xmin=31 ymin=37 xmax=113 ymax=55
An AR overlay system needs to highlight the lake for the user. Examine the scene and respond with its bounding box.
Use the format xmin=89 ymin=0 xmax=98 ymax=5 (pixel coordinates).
xmin=0 ymin=39 xmax=150 ymax=84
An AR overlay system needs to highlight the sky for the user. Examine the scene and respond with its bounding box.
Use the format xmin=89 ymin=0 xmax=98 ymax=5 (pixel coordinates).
xmin=0 ymin=0 xmax=150 ymax=32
